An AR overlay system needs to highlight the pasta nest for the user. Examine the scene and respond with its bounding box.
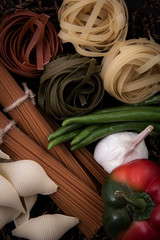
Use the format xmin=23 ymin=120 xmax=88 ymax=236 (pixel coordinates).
xmin=58 ymin=0 xmax=128 ymax=57
xmin=101 ymin=38 xmax=160 ymax=104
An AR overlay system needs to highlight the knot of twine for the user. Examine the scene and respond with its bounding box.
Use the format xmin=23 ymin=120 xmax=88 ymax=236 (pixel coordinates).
xmin=3 ymin=82 xmax=36 ymax=113
xmin=0 ymin=120 xmax=16 ymax=145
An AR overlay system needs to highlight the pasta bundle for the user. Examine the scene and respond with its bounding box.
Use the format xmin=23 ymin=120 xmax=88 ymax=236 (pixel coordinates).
xmin=0 ymin=61 xmax=106 ymax=191
xmin=0 ymin=112 xmax=104 ymax=238
xmin=58 ymin=0 xmax=128 ymax=57
xmin=38 ymin=53 xmax=104 ymax=120
xmin=0 ymin=10 xmax=62 ymax=78
xmin=101 ymin=38 xmax=160 ymax=104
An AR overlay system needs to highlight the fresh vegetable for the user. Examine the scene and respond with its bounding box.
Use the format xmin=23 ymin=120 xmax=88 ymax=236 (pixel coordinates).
xmin=62 ymin=109 xmax=160 ymax=126
xmin=70 ymin=124 xmax=100 ymax=145
xmin=91 ymin=105 xmax=160 ymax=115
xmin=101 ymin=158 xmax=160 ymax=240
xmin=94 ymin=125 xmax=152 ymax=173
xmin=127 ymin=94 xmax=160 ymax=106
xmin=70 ymin=122 xmax=159 ymax=151
xmin=48 ymin=105 xmax=160 ymax=150
xmin=48 ymin=123 xmax=82 ymax=140
xmin=48 ymin=128 xmax=82 ymax=149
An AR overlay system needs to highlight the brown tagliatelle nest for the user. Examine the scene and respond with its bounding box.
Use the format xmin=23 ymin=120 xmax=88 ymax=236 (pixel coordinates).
xmin=58 ymin=0 xmax=128 ymax=57
xmin=0 ymin=10 xmax=62 ymax=78
xmin=101 ymin=38 xmax=160 ymax=104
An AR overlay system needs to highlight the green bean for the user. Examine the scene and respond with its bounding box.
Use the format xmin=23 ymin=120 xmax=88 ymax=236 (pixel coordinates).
xmin=89 ymin=105 xmax=160 ymax=115
xmin=48 ymin=128 xmax=82 ymax=149
xmin=70 ymin=122 xmax=160 ymax=150
xmin=70 ymin=124 xmax=100 ymax=145
xmin=131 ymin=94 xmax=160 ymax=106
xmin=48 ymin=123 xmax=83 ymax=141
xmin=62 ymin=109 xmax=160 ymax=126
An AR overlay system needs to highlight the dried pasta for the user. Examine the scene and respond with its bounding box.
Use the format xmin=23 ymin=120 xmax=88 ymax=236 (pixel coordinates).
xmin=101 ymin=38 xmax=160 ymax=104
xmin=58 ymin=0 xmax=128 ymax=57
xmin=0 ymin=62 xmax=106 ymax=191
xmin=0 ymin=111 xmax=104 ymax=238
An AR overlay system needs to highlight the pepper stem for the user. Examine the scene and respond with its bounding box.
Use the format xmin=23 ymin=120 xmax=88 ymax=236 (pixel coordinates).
xmin=115 ymin=191 xmax=142 ymax=209
xmin=124 ymin=125 xmax=153 ymax=160
xmin=114 ymin=190 xmax=155 ymax=221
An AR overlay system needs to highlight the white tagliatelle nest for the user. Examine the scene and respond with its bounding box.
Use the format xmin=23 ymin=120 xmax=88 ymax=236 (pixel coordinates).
xmin=101 ymin=38 xmax=160 ymax=104
xmin=58 ymin=0 xmax=128 ymax=57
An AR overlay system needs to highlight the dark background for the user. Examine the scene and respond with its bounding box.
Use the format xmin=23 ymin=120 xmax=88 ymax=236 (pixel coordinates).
xmin=0 ymin=0 xmax=159 ymax=240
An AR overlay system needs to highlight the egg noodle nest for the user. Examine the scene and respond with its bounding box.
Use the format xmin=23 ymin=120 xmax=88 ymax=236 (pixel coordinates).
xmin=0 ymin=0 xmax=160 ymax=240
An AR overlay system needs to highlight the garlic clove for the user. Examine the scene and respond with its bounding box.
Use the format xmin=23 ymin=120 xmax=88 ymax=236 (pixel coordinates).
xmin=14 ymin=195 xmax=37 ymax=227
xmin=94 ymin=126 xmax=152 ymax=173
xmin=0 ymin=175 xmax=25 ymax=213
xmin=12 ymin=214 xmax=79 ymax=240
xmin=0 ymin=206 xmax=20 ymax=230
xmin=0 ymin=160 xmax=58 ymax=196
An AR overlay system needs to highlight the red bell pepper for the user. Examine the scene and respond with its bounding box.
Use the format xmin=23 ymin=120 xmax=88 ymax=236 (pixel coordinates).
xmin=101 ymin=159 xmax=160 ymax=240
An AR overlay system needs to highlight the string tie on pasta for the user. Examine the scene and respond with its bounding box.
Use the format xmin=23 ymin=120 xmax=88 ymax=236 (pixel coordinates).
xmin=3 ymin=83 xmax=36 ymax=113
xmin=0 ymin=120 xmax=16 ymax=145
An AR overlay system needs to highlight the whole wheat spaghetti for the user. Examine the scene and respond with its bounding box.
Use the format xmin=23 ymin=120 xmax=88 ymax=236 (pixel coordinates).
xmin=0 ymin=111 xmax=104 ymax=239
xmin=45 ymin=113 xmax=108 ymax=187
xmin=0 ymin=62 xmax=107 ymax=190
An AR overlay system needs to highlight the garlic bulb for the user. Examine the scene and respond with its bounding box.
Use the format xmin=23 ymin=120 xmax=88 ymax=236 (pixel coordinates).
xmin=14 ymin=195 xmax=37 ymax=227
xmin=94 ymin=125 xmax=152 ymax=173
xmin=0 ymin=175 xmax=25 ymax=213
xmin=12 ymin=214 xmax=79 ymax=240
xmin=0 ymin=206 xmax=20 ymax=230
xmin=0 ymin=160 xmax=58 ymax=196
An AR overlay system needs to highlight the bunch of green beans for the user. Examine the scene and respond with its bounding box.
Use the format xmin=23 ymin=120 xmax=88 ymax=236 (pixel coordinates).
xmin=48 ymin=94 xmax=160 ymax=150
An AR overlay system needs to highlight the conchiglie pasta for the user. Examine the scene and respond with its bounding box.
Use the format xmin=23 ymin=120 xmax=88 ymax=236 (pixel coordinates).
xmin=0 ymin=175 xmax=25 ymax=213
xmin=58 ymin=0 xmax=128 ymax=57
xmin=0 ymin=206 xmax=20 ymax=230
xmin=0 ymin=149 xmax=10 ymax=160
xmin=0 ymin=160 xmax=58 ymax=196
xmin=12 ymin=214 xmax=79 ymax=240
xmin=101 ymin=38 xmax=160 ymax=104
xmin=14 ymin=195 xmax=37 ymax=227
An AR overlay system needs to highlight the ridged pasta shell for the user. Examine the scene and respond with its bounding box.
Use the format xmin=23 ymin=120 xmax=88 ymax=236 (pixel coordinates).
xmin=14 ymin=195 xmax=37 ymax=227
xmin=0 ymin=175 xmax=25 ymax=213
xmin=0 ymin=160 xmax=58 ymax=196
xmin=0 ymin=206 xmax=20 ymax=230
xmin=12 ymin=214 xmax=79 ymax=240
xmin=0 ymin=149 xmax=10 ymax=160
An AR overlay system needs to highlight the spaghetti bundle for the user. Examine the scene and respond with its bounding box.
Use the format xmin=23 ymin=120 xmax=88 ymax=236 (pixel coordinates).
xmin=101 ymin=38 xmax=160 ymax=104
xmin=38 ymin=53 xmax=104 ymax=120
xmin=0 ymin=62 xmax=107 ymax=190
xmin=58 ymin=0 xmax=128 ymax=57
xmin=0 ymin=10 xmax=62 ymax=78
xmin=0 ymin=111 xmax=104 ymax=239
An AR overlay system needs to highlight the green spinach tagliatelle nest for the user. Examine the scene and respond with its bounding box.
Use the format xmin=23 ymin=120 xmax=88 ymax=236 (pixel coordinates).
xmin=38 ymin=53 xmax=104 ymax=120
